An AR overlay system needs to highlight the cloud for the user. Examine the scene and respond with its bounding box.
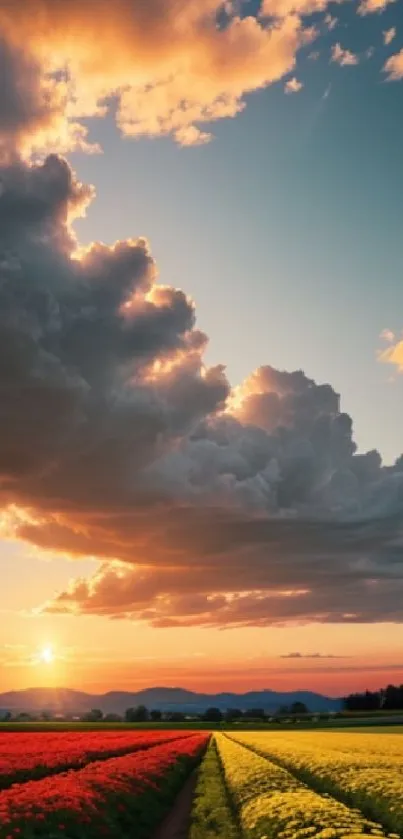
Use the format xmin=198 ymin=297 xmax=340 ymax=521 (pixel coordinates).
xmin=280 ymin=651 xmax=348 ymax=658
xmin=358 ymin=0 xmax=396 ymax=14
xmin=378 ymin=336 xmax=403 ymax=372
xmin=0 ymin=0 xmax=315 ymax=151
xmin=331 ymin=43 xmax=359 ymax=65
xmin=380 ymin=328 xmax=395 ymax=343
xmin=324 ymin=14 xmax=338 ymax=30
xmin=0 ymin=16 xmax=402 ymax=632
xmin=0 ymin=37 xmax=99 ymax=160
xmin=261 ymin=0 xmax=330 ymax=17
xmin=0 ymin=146 xmax=401 ymax=631
xmin=384 ymin=49 xmax=403 ymax=79
xmin=285 ymin=77 xmax=304 ymax=93
xmin=383 ymin=27 xmax=396 ymax=45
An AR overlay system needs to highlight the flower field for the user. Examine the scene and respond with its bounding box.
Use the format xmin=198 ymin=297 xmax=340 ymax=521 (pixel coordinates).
xmin=0 ymin=729 xmax=196 ymax=787
xmin=0 ymin=732 xmax=208 ymax=838
xmin=214 ymin=733 xmax=397 ymax=839
xmin=0 ymin=728 xmax=402 ymax=838
xmin=228 ymin=731 xmax=403 ymax=835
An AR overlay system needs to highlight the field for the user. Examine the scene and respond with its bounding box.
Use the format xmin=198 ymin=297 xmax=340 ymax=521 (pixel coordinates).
xmin=0 ymin=728 xmax=402 ymax=838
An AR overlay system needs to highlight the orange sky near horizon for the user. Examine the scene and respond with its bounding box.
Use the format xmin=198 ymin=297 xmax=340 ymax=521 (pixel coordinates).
xmin=0 ymin=541 xmax=402 ymax=698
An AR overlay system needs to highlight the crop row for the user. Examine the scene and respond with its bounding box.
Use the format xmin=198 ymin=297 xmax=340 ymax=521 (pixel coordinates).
xmin=0 ymin=729 xmax=195 ymax=788
xmin=230 ymin=732 xmax=403 ymax=835
xmin=0 ymin=733 xmax=209 ymax=839
xmin=190 ymin=736 xmax=239 ymax=839
xmin=215 ymin=734 xmax=396 ymax=839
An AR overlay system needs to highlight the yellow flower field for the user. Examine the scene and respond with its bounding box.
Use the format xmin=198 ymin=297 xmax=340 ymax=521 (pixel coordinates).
xmin=226 ymin=731 xmax=403 ymax=835
xmin=214 ymin=733 xmax=399 ymax=839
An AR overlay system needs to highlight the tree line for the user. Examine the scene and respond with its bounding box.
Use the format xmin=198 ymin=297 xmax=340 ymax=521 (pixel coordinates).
xmin=343 ymin=683 xmax=403 ymax=712
xmin=86 ymin=700 xmax=310 ymax=723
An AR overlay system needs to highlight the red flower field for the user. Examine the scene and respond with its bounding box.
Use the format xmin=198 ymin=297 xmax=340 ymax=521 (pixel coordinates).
xmin=0 ymin=729 xmax=196 ymax=787
xmin=0 ymin=732 xmax=209 ymax=838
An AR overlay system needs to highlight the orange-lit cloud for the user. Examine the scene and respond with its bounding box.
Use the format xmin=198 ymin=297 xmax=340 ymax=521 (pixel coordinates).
xmin=378 ymin=334 xmax=403 ymax=371
xmin=261 ymin=0 xmax=330 ymax=17
xmin=384 ymin=48 xmax=403 ymax=80
xmin=0 ymin=0 xmax=313 ymax=150
xmin=285 ymin=76 xmax=304 ymax=93
xmin=331 ymin=43 xmax=359 ymax=65
xmin=358 ymin=0 xmax=396 ymax=14
xmin=383 ymin=26 xmax=396 ymax=45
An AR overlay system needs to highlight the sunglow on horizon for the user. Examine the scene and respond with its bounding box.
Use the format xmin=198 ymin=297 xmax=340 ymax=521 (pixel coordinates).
xmin=39 ymin=646 xmax=54 ymax=665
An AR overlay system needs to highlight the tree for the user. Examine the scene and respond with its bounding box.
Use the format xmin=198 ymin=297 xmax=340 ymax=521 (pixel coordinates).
xmin=83 ymin=708 xmax=103 ymax=722
xmin=203 ymin=707 xmax=223 ymax=722
xmin=165 ymin=711 xmax=185 ymax=722
xmin=277 ymin=705 xmax=290 ymax=716
xmin=224 ymin=708 xmax=243 ymax=723
xmin=243 ymin=708 xmax=266 ymax=720
xmin=125 ymin=705 xmax=149 ymax=722
xmin=290 ymin=701 xmax=308 ymax=715
xmin=150 ymin=709 xmax=162 ymax=721
xmin=104 ymin=713 xmax=122 ymax=723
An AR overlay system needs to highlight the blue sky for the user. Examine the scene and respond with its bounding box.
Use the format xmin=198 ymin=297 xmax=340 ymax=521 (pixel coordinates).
xmin=69 ymin=0 xmax=403 ymax=465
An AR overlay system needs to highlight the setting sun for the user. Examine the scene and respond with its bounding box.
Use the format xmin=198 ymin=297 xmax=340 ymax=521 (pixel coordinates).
xmin=40 ymin=646 xmax=54 ymax=665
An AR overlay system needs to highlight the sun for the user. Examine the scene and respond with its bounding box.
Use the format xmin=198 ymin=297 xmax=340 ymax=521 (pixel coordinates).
xmin=40 ymin=646 xmax=54 ymax=665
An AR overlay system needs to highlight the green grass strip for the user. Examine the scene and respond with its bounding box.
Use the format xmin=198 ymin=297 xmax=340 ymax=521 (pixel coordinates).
xmin=189 ymin=736 xmax=240 ymax=839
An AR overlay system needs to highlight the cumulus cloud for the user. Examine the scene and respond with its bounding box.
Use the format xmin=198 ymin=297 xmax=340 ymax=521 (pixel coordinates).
xmin=383 ymin=27 xmax=396 ymax=45
xmin=0 ymin=36 xmax=99 ymax=159
xmin=384 ymin=49 xmax=403 ymax=79
xmin=0 ymin=0 xmax=315 ymax=150
xmin=285 ymin=76 xmax=304 ymax=92
xmin=331 ymin=43 xmax=359 ymax=65
xmin=0 ymin=148 xmax=401 ymax=629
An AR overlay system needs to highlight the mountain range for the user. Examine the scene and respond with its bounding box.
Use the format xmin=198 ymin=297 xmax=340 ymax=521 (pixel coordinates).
xmin=0 ymin=687 xmax=342 ymax=715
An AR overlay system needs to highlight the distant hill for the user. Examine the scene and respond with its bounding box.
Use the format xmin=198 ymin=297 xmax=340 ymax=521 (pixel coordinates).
xmin=0 ymin=686 xmax=342 ymax=715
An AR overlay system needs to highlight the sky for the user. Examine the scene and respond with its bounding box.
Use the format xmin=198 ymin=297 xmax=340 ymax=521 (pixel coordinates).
xmin=0 ymin=0 xmax=402 ymax=699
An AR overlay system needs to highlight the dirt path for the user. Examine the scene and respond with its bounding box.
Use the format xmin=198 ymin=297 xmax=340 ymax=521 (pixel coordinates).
xmin=151 ymin=770 xmax=198 ymax=839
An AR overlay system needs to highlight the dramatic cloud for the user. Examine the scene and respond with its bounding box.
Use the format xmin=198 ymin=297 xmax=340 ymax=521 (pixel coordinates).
xmin=0 ymin=0 xmax=314 ymax=149
xmin=383 ymin=27 xmax=396 ymax=45
xmin=384 ymin=49 xmax=403 ymax=80
xmin=331 ymin=43 xmax=359 ymax=65
xmin=285 ymin=77 xmax=304 ymax=93
xmin=0 ymin=4 xmax=402 ymax=632
xmin=0 ymin=150 xmax=401 ymax=627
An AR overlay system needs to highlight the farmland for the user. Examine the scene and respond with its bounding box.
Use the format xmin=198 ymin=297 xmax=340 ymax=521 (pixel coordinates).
xmin=0 ymin=728 xmax=401 ymax=838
